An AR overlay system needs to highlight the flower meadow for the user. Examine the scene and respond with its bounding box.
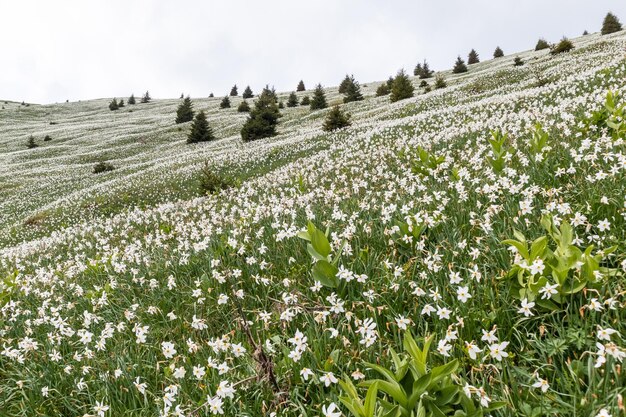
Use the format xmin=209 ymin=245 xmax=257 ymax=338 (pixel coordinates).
xmin=1 ymin=32 xmax=626 ymax=417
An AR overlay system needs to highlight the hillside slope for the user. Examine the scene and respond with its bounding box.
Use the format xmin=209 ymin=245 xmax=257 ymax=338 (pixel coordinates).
xmin=0 ymin=32 xmax=625 ymax=416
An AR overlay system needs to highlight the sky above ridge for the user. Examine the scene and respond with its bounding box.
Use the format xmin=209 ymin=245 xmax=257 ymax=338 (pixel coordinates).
xmin=1 ymin=0 xmax=624 ymax=104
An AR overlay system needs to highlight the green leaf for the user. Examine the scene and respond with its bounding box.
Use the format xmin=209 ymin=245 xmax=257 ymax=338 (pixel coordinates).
xmin=312 ymin=260 xmax=339 ymax=288
xmin=502 ymin=239 xmax=529 ymax=260
xmin=309 ymin=222 xmax=331 ymax=258
xmin=431 ymin=360 xmax=458 ymax=383
xmin=364 ymin=381 xmax=379 ymax=417
xmin=363 ymin=363 xmax=398 ymax=384
xmin=529 ymin=236 xmax=548 ymax=260
xmin=307 ymin=243 xmax=326 ymax=261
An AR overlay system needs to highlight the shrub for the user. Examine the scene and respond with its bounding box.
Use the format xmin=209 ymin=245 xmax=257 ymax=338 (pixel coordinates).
xmin=199 ymin=162 xmax=232 ymax=195
xmin=535 ymin=38 xmax=550 ymax=51
xmin=323 ymin=105 xmax=351 ymax=132
xmin=241 ymin=86 xmax=281 ymax=141
xmin=310 ymin=84 xmax=328 ymax=110
xmin=118 ymin=99 xmax=125 ymax=108
xmin=419 ymin=80 xmax=428 ymax=88
xmin=551 ymin=38 xmax=574 ymax=55
xmin=601 ymin=12 xmax=622 ymax=35
xmin=175 ymin=96 xmax=194 ymax=123
xmin=583 ymin=30 xmax=589 ymax=36
xmin=452 ymin=56 xmax=468 ymax=74
xmin=209 ymin=93 xmax=214 ymax=98
xmin=93 ymin=161 xmax=115 ymax=174
xmin=237 ymin=100 xmax=250 ymax=113
xmin=468 ymin=49 xmax=480 ymax=64
xmin=230 ymin=85 xmax=238 ymax=96
xmin=220 ymin=96 xmax=231 ymax=109
xmin=44 ymin=134 xmax=52 ymax=141
xmin=278 ymin=101 xmax=284 ymax=109
xmin=300 ymin=96 xmax=310 ymax=106
xmin=343 ymin=75 xmax=363 ymax=103
xmin=513 ymin=56 xmax=524 ymax=66
xmin=296 ymin=80 xmax=306 ymax=92
xmin=242 ymin=86 xmax=254 ymax=99
xmin=187 ymin=111 xmax=215 ymax=143
xmin=287 ymin=92 xmax=299 ymax=107
xmin=26 ymin=135 xmax=38 ymax=149
xmin=390 ymin=69 xmax=414 ymax=102
xmin=493 ymin=46 xmax=504 ymax=58
xmin=434 ymin=75 xmax=447 ymax=89
xmin=109 ymin=98 xmax=119 ymax=111
xmin=141 ymin=91 xmax=151 ymax=103
xmin=375 ymin=83 xmax=390 ymax=97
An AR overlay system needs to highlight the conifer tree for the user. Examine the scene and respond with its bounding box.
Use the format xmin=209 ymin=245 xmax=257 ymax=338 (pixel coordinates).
xmin=419 ymin=60 xmax=433 ymax=79
xmin=493 ymin=46 xmax=504 ymax=58
xmin=180 ymin=93 xmax=184 ymax=99
xmin=513 ymin=57 xmax=524 ymax=66
xmin=278 ymin=101 xmax=284 ymax=109
xmin=296 ymin=80 xmax=306 ymax=91
xmin=338 ymin=75 xmax=351 ymax=94
xmin=434 ymin=75 xmax=447 ymax=89
xmin=468 ymin=49 xmax=480 ymax=64
xmin=390 ymin=69 xmax=414 ymax=102
xmin=413 ymin=62 xmax=423 ymax=77
xmin=241 ymin=87 xmax=281 ymax=141
xmin=300 ymin=96 xmax=310 ymax=106
xmin=535 ymin=38 xmax=550 ymax=51
xmin=452 ymin=56 xmax=468 ymax=74
xmin=209 ymin=93 xmax=214 ymax=98
xmin=187 ymin=111 xmax=215 ymax=144
xmin=237 ymin=100 xmax=250 ymax=113
xmin=310 ymin=84 xmax=328 ymax=110
xmin=230 ymin=85 xmax=238 ymax=96
xmin=387 ymin=76 xmax=395 ymax=89
xmin=323 ymin=105 xmax=351 ymax=132
xmin=287 ymin=92 xmax=299 ymax=107
xmin=583 ymin=30 xmax=589 ymax=35
xmin=128 ymin=94 xmax=136 ymax=105
xmin=376 ymin=83 xmax=390 ymax=97
xmin=220 ymin=96 xmax=231 ymax=109
xmin=550 ymin=38 xmax=574 ymax=55
xmin=175 ymin=96 xmax=195 ymax=123
xmin=601 ymin=12 xmax=623 ymax=35
xmin=242 ymin=86 xmax=254 ymax=99
xmin=141 ymin=91 xmax=151 ymax=103
xmin=118 ymin=99 xmax=125 ymax=108
xmin=26 ymin=135 xmax=38 ymax=149
xmin=109 ymin=98 xmax=119 ymax=111
xmin=343 ymin=75 xmax=363 ymax=103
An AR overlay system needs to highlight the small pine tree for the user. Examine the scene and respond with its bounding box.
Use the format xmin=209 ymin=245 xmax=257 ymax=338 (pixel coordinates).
xmin=230 ymin=85 xmax=238 ymax=96
xmin=175 ymin=96 xmax=195 ymax=123
xmin=241 ymin=87 xmax=281 ymax=141
xmin=338 ymin=75 xmax=351 ymax=94
xmin=287 ymin=92 xmax=299 ymax=107
xmin=434 ymin=75 xmax=447 ymax=89
xmin=109 ymin=98 xmax=119 ymax=111
xmin=187 ymin=111 xmax=215 ymax=143
xmin=376 ymin=83 xmax=390 ymax=97
xmin=310 ymin=84 xmax=328 ymax=110
xmin=493 ymin=46 xmax=504 ymax=58
xmin=419 ymin=80 xmax=428 ymax=88
xmin=278 ymin=101 xmax=284 ymax=109
xmin=413 ymin=62 xmax=423 ymax=77
xmin=551 ymin=38 xmax=574 ymax=55
xmin=535 ymin=38 xmax=550 ymax=51
xmin=118 ymin=99 xmax=125 ymax=108
xmin=220 ymin=96 xmax=231 ymax=109
xmin=583 ymin=30 xmax=589 ymax=35
xmin=601 ymin=12 xmax=623 ymax=35
xmin=387 ymin=76 xmax=395 ymax=89
xmin=44 ymin=134 xmax=52 ymax=142
xmin=242 ymin=86 xmax=254 ymax=99
xmin=141 ymin=91 xmax=151 ymax=103
xmin=26 ymin=135 xmax=38 ymax=149
xmin=468 ymin=49 xmax=480 ymax=64
xmin=180 ymin=93 xmax=184 ymax=99
xmin=128 ymin=94 xmax=136 ymax=105
xmin=343 ymin=75 xmax=363 ymax=103
xmin=209 ymin=93 xmax=214 ymax=98
xmin=452 ymin=56 xmax=468 ymax=74
xmin=237 ymin=100 xmax=250 ymax=113
xmin=390 ymin=69 xmax=414 ymax=102
xmin=296 ymin=80 xmax=306 ymax=92
xmin=419 ymin=60 xmax=434 ymax=79
xmin=323 ymin=105 xmax=351 ymax=132
xmin=301 ymin=96 xmax=310 ymax=106
xmin=513 ymin=57 xmax=524 ymax=66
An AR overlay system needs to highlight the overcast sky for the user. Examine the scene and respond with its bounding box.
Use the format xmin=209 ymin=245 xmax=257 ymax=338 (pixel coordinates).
xmin=1 ymin=0 xmax=624 ymax=104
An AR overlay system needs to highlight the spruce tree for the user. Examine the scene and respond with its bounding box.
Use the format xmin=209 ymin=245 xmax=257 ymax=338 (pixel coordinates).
xmin=242 ymin=86 xmax=254 ymax=99
xmin=187 ymin=111 xmax=215 ymax=143
xmin=535 ymin=38 xmax=550 ymax=51
xmin=601 ymin=12 xmax=622 ymax=35
xmin=278 ymin=101 xmax=284 ymax=109
xmin=343 ymin=75 xmax=363 ymax=103
xmin=323 ymin=105 xmax=351 ymax=132
xmin=209 ymin=93 xmax=214 ymax=98
xmin=141 ymin=91 xmax=151 ymax=103
xmin=452 ymin=56 xmax=468 ymax=74
xmin=413 ymin=62 xmax=423 ymax=77
xmin=238 ymin=100 xmax=251 ymax=113
xmin=118 ymin=99 xmax=125 ymax=108
xmin=300 ymin=96 xmax=310 ymax=106
xmin=220 ymin=96 xmax=231 ymax=109
xmin=550 ymin=38 xmax=574 ymax=55
xmin=241 ymin=87 xmax=281 ymax=141
xmin=296 ymin=80 xmax=306 ymax=91
xmin=419 ymin=60 xmax=433 ymax=79
xmin=175 ymin=96 xmax=195 ymax=123
xmin=434 ymin=75 xmax=447 ymax=89
xmin=376 ymin=83 xmax=390 ymax=97
xmin=109 ymin=98 xmax=119 ymax=111
xmin=390 ymin=69 xmax=414 ymax=102
xmin=128 ymin=94 xmax=136 ymax=105
xmin=513 ymin=57 xmax=524 ymax=66
xmin=287 ymin=92 xmax=299 ymax=107
xmin=468 ymin=49 xmax=480 ymax=64
xmin=338 ymin=75 xmax=351 ymax=94
xmin=310 ymin=84 xmax=328 ymax=110
xmin=493 ymin=46 xmax=504 ymax=58
xmin=26 ymin=135 xmax=38 ymax=149
xmin=230 ymin=85 xmax=238 ymax=96
xmin=387 ymin=76 xmax=395 ymax=89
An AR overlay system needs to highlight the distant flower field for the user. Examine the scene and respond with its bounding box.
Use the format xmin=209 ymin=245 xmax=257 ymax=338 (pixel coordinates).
xmin=0 ymin=32 xmax=626 ymax=417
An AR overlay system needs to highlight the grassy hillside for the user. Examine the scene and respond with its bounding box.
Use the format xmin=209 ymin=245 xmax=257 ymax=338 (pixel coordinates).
xmin=0 ymin=31 xmax=625 ymax=416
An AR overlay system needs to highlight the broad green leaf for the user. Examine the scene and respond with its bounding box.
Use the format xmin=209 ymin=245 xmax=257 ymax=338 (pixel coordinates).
xmin=312 ymin=260 xmax=339 ymax=288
